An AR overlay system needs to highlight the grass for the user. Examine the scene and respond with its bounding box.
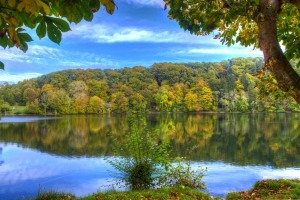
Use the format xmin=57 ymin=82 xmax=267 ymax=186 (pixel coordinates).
xmin=11 ymin=106 xmax=26 ymax=115
xmin=20 ymin=188 xmax=76 ymax=200
xmin=19 ymin=179 xmax=300 ymax=200
xmin=79 ymin=186 xmax=215 ymax=200
xmin=226 ymin=179 xmax=300 ymax=200
xmin=23 ymin=186 xmax=215 ymax=200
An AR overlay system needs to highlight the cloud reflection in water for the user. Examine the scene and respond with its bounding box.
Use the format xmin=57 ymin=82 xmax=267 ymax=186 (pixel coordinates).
xmin=1 ymin=144 xmax=300 ymax=199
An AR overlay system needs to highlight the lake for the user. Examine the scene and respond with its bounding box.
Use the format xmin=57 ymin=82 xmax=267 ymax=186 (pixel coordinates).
xmin=1 ymin=113 xmax=300 ymax=199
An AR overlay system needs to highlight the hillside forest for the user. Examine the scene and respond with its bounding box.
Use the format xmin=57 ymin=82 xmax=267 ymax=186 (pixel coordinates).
xmin=1 ymin=57 xmax=300 ymax=115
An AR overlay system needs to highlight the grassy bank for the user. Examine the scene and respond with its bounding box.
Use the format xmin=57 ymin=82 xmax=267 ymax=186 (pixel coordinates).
xmin=226 ymin=179 xmax=300 ymax=200
xmin=10 ymin=106 xmax=26 ymax=115
xmin=24 ymin=179 xmax=300 ymax=200
xmin=29 ymin=186 xmax=215 ymax=200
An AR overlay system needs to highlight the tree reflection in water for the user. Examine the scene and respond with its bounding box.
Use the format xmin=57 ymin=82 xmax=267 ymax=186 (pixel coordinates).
xmin=0 ymin=113 xmax=300 ymax=168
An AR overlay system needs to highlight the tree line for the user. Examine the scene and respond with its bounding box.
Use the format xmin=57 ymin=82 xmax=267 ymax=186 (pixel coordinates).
xmin=1 ymin=57 xmax=300 ymax=115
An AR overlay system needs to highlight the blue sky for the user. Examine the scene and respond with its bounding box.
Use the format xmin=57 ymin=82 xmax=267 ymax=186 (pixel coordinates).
xmin=0 ymin=0 xmax=262 ymax=83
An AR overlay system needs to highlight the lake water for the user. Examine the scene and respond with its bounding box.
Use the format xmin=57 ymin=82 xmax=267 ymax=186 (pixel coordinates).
xmin=1 ymin=113 xmax=300 ymax=199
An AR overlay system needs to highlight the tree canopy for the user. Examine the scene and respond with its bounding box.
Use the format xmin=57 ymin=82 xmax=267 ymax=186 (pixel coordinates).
xmin=0 ymin=0 xmax=116 ymax=69
xmin=165 ymin=0 xmax=300 ymax=103
xmin=2 ymin=58 xmax=300 ymax=115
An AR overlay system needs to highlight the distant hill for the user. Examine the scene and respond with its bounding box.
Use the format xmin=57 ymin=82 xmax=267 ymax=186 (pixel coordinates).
xmin=0 ymin=81 xmax=14 ymax=85
xmin=1 ymin=57 xmax=300 ymax=114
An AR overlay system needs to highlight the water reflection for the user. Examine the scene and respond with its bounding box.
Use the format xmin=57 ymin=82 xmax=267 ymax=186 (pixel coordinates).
xmin=0 ymin=144 xmax=114 ymax=199
xmin=0 ymin=146 xmax=3 ymax=166
xmin=1 ymin=145 xmax=300 ymax=199
xmin=1 ymin=113 xmax=300 ymax=168
xmin=1 ymin=113 xmax=300 ymax=199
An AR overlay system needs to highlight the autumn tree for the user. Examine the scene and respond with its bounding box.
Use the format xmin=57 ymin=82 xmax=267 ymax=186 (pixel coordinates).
xmin=23 ymin=88 xmax=37 ymax=103
xmin=87 ymin=96 xmax=106 ymax=114
xmin=69 ymin=81 xmax=89 ymax=114
xmin=165 ymin=0 xmax=300 ymax=102
xmin=0 ymin=0 xmax=116 ymax=69
xmin=129 ymin=93 xmax=147 ymax=113
xmin=111 ymin=92 xmax=129 ymax=113
xmin=184 ymin=91 xmax=198 ymax=111
xmin=199 ymin=85 xmax=214 ymax=111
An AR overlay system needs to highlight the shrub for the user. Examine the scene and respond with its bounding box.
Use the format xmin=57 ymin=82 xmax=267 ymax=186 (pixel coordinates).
xmin=161 ymin=157 xmax=207 ymax=190
xmin=33 ymin=188 xmax=75 ymax=200
xmin=107 ymin=115 xmax=170 ymax=190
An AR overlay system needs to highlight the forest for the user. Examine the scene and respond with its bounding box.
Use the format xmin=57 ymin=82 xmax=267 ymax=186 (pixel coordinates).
xmin=1 ymin=57 xmax=300 ymax=115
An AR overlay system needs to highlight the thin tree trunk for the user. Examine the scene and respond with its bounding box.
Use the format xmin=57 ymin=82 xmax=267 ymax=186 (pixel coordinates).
xmin=257 ymin=0 xmax=300 ymax=103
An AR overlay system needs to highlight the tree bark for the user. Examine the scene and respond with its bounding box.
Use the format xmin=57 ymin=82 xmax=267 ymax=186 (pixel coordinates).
xmin=256 ymin=0 xmax=300 ymax=103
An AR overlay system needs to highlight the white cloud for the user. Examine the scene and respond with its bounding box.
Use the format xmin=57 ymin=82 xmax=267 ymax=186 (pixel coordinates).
xmin=175 ymin=46 xmax=262 ymax=57
xmin=121 ymin=0 xmax=164 ymax=7
xmin=69 ymin=24 xmax=218 ymax=44
xmin=188 ymin=48 xmax=261 ymax=55
xmin=0 ymin=45 xmax=119 ymax=68
xmin=0 ymin=72 xmax=43 ymax=83
xmin=0 ymin=45 xmax=120 ymax=82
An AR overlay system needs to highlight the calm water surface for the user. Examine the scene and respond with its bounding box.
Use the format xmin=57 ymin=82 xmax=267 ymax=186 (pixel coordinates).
xmin=0 ymin=113 xmax=300 ymax=199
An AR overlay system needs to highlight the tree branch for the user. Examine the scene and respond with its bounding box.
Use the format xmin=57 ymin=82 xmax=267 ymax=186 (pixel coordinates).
xmin=0 ymin=6 xmax=17 ymax=12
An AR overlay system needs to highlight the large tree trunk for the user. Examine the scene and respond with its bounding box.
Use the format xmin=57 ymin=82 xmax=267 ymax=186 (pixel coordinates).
xmin=257 ymin=0 xmax=300 ymax=103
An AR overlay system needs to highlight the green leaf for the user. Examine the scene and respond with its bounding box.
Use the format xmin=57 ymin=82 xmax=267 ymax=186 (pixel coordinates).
xmin=89 ymin=0 xmax=101 ymax=12
xmin=0 ymin=35 xmax=8 ymax=49
xmin=20 ymin=12 xmax=37 ymax=29
xmin=18 ymin=33 xmax=33 ymax=42
xmin=0 ymin=61 xmax=4 ymax=70
xmin=18 ymin=33 xmax=32 ymax=52
xmin=19 ymin=40 xmax=28 ymax=52
xmin=58 ymin=1 xmax=83 ymax=24
xmin=7 ymin=39 xmax=14 ymax=48
xmin=50 ymin=17 xmax=71 ymax=32
xmin=46 ymin=22 xmax=62 ymax=44
xmin=81 ymin=1 xmax=94 ymax=22
xmin=36 ymin=19 xmax=46 ymax=39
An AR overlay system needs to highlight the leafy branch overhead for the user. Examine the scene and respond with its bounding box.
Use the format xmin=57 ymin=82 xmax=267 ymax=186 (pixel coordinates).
xmin=165 ymin=0 xmax=300 ymax=103
xmin=0 ymin=0 xmax=116 ymax=68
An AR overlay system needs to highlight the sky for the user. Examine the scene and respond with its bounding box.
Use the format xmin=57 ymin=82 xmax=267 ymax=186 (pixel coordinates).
xmin=0 ymin=0 xmax=262 ymax=83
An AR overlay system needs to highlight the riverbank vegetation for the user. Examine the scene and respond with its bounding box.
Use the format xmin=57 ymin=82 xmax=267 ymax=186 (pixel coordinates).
xmin=26 ymin=179 xmax=300 ymax=199
xmin=226 ymin=179 xmax=300 ymax=200
xmin=30 ymin=186 xmax=213 ymax=200
xmin=1 ymin=57 xmax=300 ymax=115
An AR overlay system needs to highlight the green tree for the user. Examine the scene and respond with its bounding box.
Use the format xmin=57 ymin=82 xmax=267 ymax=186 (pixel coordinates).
xmin=237 ymin=96 xmax=249 ymax=112
xmin=155 ymin=87 xmax=169 ymax=111
xmin=129 ymin=93 xmax=147 ymax=113
xmin=87 ymin=80 xmax=109 ymax=100
xmin=0 ymin=0 xmax=116 ymax=69
xmin=26 ymin=99 xmax=42 ymax=114
xmin=111 ymin=92 xmax=129 ymax=113
xmin=0 ymin=98 xmax=10 ymax=115
xmin=166 ymin=0 xmax=300 ymax=102
xmin=87 ymin=96 xmax=106 ymax=114
xmin=54 ymin=89 xmax=71 ymax=114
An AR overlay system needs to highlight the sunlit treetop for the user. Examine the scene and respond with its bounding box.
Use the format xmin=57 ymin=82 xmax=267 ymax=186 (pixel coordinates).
xmin=0 ymin=0 xmax=116 ymax=69
xmin=165 ymin=0 xmax=300 ymax=103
